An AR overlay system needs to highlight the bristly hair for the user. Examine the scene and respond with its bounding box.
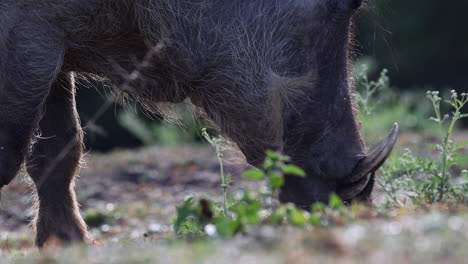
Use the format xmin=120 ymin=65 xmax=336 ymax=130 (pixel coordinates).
xmin=125 ymin=0 xmax=323 ymax=153
xmin=62 ymin=0 xmax=357 ymax=162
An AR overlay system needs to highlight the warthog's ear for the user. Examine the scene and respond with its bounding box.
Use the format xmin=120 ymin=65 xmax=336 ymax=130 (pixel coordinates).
xmin=337 ymin=123 xmax=399 ymax=200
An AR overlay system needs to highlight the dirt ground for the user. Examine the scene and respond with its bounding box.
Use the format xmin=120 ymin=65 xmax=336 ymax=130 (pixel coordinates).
xmin=0 ymin=133 xmax=467 ymax=263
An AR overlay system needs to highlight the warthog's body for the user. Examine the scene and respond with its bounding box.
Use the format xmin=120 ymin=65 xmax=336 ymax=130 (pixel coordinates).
xmin=0 ymin=0 xmax=397 ymax=247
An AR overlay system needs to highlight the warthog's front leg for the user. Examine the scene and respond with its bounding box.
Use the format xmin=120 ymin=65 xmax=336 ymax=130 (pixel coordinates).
xmin=0 ymin=21 xmax=63 ymax=194
xmin=26 ymin=73 xmax=88 ymax=248
xmin=0 ymin=19 xmax=86 ymax=247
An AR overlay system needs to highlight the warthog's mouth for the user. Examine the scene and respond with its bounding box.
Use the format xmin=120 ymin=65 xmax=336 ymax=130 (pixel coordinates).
xmin=337 ymin=123 xmax=399 ymax=201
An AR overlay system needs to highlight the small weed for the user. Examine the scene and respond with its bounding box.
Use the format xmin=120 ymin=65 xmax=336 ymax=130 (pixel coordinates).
xmin=201 ymin=128 xmax=231 ymax=216
xmin=242 ymin=150 xmax=305 ymax=208
xmin=355 ymin=66 xmax=467 ymax=205
xmin=355 ymin=65 xmax=389 ymax=116
xmin=378 ymin=91 xmax=467 ymax=204
xmin=426 ymin=90 xmax=468 ymax=201
xmin=174 ymin=148 xmax=351 ymax=238
xmin=355 ymin=65 xmax=436 ymax=139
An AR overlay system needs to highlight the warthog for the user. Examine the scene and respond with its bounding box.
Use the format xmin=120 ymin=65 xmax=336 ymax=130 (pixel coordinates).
xmin=0 ymin=0 xmax=398 ymax=247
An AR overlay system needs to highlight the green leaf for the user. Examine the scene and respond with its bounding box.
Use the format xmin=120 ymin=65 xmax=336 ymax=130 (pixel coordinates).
xmin=174 ymin=198 xmax=197 ymax=234
xmin=178 ymin=220 xmax=204 ymax=236
xmin=329 ymin=193 xmax=343 ymax=209
xmin=215 ymin=216 xmax=240 ymax=238
xmin=431 ymin=176 xmax=442 ymax=183
xmin=226 ymin=173 xmax=233 ymax=186
xmin=311 ymin=202 xmax=326 ymax=212
xmin=270 ymin=206 xmax=287 ymax=225
xmin=270 ymin=173 xmax=285 ymax=189
xmin=266 ymin=150 xmax=279 ymax=161
xmin=245 ymin=201 xmax=262 ymax=225
xmin=263 ymin=159 xmax=274 ymax=170
xmin=309 ymin=214 xmax=321 ymax=226
xmin=241 ymin=191 xmax=255 ymax=203
xmin=283 ymin=165 xmax=306 ymax=177
xmin=288 ymin=208 xmax=308 ymax=226
xmin=242 ymin=169 xmax=265 ymax=180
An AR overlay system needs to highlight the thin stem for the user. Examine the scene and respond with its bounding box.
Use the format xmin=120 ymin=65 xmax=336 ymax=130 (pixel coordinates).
xmin=438 ymin=99 xmax=464 ymax=200
xmin=217 ymin=146 xmax=228 ymax=215
xmin=202 ymin=129 xmax=228 ymax=216
xmin=429 ymin=94 xmax=448 ymax=202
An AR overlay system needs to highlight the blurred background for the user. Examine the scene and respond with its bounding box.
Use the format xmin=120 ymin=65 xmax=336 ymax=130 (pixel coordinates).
xmin=76 ymin=0 xmax=468 ymax=151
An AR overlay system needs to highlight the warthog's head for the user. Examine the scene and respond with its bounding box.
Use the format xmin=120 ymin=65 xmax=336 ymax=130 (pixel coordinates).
xmin=263 ymin=0 xmax=399 ymax=206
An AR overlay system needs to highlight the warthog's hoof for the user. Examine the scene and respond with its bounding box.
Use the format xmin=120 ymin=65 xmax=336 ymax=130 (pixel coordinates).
xmin=36 ymin=226 xmax=89 ymax=248
xmin=35 ymin=206 xmax=89 ymax=248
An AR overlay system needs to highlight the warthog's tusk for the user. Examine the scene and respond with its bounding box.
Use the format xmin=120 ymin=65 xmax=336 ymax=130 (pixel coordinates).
xmin=338 ymin=123 xmax=399 ymax=200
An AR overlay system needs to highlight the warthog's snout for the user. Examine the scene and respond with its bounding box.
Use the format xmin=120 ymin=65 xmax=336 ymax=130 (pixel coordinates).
xmin=337 ymin=123 xmax=399 ymax=201
xmin=279 ymin=124 xmax=399 ymax=207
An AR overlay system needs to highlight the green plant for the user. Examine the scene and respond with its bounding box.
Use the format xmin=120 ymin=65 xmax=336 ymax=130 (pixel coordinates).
xmin=355 ymin=65 xmax=437 ymax=140
xmin=355 ymin=65 xmax=467 ymax=204
xmin=379 ymin=90 xmax=468 ymax=204
xmin=426 ymin=90 xmax=468 ymax=201
xmin=242 ymin=150 xmax=305 ymax=207
xmin=174 ymin=198 xmax=209 ymax=238
xmin=173 ymin=148 xmax=355 ymax=238
xmin=201 ymin=128 xmax=231 ymax=215
xmin=380 ymin=149 xmax=439 ymax=205
xmin=355 ymin=65 xmax=389 ymax=116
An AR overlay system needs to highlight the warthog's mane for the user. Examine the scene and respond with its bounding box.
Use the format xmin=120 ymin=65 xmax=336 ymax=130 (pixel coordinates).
xmin=126 ymin=0 xmax=325 ymax=154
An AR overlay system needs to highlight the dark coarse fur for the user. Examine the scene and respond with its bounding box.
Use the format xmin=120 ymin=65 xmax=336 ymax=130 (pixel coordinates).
xmin=0 ymin=0 xmax=369 ymax=247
